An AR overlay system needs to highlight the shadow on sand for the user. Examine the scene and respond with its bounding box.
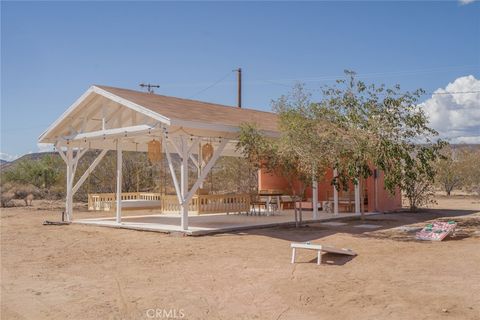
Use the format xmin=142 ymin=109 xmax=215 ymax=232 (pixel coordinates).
xmin=224 ymin=208 xmax=480 ymax=243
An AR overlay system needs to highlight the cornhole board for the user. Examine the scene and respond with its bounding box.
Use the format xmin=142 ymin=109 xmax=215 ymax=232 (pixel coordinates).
xmin=290 ymin=242 xmax=357 ymax=265
xmin=415 ymin=221 xmax=457 ymax=241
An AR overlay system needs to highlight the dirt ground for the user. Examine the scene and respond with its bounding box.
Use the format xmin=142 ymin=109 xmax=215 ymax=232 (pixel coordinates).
xmin=1 ymin=197 xmax=479 ymax=320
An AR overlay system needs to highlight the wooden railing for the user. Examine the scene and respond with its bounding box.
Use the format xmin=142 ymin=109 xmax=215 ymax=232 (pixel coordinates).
xmin=161 ymin=195 xmax=199 ymax=214
xmin=197 ymin=194 xmax=250 ymax=214
xmin=88 ymin=192 xmax=250 ymax=215
xmin=88 ymin=192 xmax=162 ymax=211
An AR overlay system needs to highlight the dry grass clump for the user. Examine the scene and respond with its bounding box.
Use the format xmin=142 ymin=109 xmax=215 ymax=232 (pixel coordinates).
xmin=1 ymin=183 xmax=39 ymax=207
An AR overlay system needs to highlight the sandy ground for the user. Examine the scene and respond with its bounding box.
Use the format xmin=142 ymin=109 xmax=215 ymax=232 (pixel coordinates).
xmin=1 ymin=197 xmax=479 ymax=320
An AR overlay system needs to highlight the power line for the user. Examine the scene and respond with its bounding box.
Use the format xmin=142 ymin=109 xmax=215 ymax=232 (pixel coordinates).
xmin=261 ymin=79 xmax=292 ymax=88
xmin=255 ymin=65 xmax=479 ymax=85
xmin=431 ymin=91 xmax=480 ymax=95
xmin=188 ymin=71 xmax=234 ymax=99
xmin=256 ymin=81 xmax=480 ymax=96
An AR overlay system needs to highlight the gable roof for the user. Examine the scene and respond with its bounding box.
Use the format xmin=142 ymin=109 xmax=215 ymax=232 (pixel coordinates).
xmin=38 ymin=85 xmax=279 ymax=147
xmin=94 ymin=85 xmax=278 ymax=132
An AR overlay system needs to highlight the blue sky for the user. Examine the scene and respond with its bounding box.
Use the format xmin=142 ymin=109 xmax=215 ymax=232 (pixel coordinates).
xmin=1 ymin=1 xmax=479 ymax=160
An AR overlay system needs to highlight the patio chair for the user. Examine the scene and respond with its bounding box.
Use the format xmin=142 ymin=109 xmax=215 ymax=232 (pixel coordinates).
xmin=268 ymin=196 xmax=279 ymax=213
xmin=250 ymin=195 xmax=267 ymax=215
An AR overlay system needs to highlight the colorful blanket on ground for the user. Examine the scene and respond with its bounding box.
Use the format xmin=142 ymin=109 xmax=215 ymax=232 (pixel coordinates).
xmin=415 ymin=221 xmax=457 ymax=241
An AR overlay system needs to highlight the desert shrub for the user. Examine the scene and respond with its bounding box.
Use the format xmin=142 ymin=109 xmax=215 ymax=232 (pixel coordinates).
xmin=2 ymin=155 xmax=64 ymax=200
xmin=0 ymin=182 xmax=14 ymax=207
xmin=44 ymin=184 xmax=65 ymax=200
xmin=462 ymin=148 xmax=480 ymax=196
xmin=8 ymin=183 xmax=40 ymax=206
xmin=1 ymin=191 xmax=15 ymax=207
xmin=435 ymin=146 xmax=480 ymax=196
xmin=25 ymin=193 xmax=34 ymax=206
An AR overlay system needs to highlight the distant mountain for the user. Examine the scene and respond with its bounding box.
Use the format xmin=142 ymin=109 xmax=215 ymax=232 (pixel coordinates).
xmin=0 ymin=159 xmax=10 ymax=169
xmin=15 ymin=152 xmax=58 ymax=162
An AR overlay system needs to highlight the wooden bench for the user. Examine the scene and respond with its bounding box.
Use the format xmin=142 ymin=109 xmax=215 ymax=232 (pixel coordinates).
xmin=290 ymin=242 xmax=357 ymax=265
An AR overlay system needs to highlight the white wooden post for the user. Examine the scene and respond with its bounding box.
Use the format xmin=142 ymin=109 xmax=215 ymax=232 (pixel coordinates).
xmin=354 ymin=179 xmax=361 ymax=215
xmin=163 ymin=134 xmax=227 ymax=231
xmin=180 ymin=137 xmax=189 ymax=230
xmin=116 ymin=140 xmax=122 ymax=224
xmin=374 ymin=169 xmax=378 ymax=212
xmin=312 ymin=169 xmax=318 ymax=219
xmin=333 ymin=168 xmax=339 ymax=215
xmin=65 ymin=146 xmax=74 ymax=221
xmin=198 ymin=141 xmax=203 ymax=188
xmin=162 ymin=132 xmax=182 ymax=204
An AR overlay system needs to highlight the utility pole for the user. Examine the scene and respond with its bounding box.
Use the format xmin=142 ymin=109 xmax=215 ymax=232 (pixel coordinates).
xmin=236 ymin=68 xmax=242 ymax=108
xmin=139 ymin=83 xmax=160 ymax=94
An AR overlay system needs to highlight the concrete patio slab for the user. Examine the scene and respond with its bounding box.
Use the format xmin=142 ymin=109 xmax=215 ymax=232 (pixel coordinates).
xmin=74 ymin=211 xmax=379 ymax=235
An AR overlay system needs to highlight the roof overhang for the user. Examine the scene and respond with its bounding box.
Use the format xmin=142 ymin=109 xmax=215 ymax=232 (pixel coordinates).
xmin=39 ymin=85 xmax=278 ymax=156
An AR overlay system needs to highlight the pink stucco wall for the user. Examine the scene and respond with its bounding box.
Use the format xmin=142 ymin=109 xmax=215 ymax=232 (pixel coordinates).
xmin=258 ymin=168 xmax=401 ymax=213
xmin=368 ymin=170 xmax=402 ymax=212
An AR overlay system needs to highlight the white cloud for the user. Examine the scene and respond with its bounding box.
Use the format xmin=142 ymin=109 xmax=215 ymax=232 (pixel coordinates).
xmin=459 ymin=0 xmax=476 ymax=5
xmin=37 ymin=143 xmax=54 ymax=153
xmin=419 ymin=75 xmax=480 ymax=144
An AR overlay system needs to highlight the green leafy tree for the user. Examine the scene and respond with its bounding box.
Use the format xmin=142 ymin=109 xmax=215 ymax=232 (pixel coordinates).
xmin=238 ymin=71 xmax=446 ymax=215
xmin=315 ymin=71 xmax=446 ymax=212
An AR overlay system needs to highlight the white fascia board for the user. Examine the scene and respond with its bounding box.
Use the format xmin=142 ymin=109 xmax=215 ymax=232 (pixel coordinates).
xmin=92 ymin=86 xmax=171 ymax=126
xmin=38 ymin=87 xmax=96 ymax=143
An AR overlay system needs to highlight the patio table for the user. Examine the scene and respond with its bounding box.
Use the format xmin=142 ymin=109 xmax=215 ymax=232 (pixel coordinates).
xmin=258 ymin=192 xmax=283 ymax=216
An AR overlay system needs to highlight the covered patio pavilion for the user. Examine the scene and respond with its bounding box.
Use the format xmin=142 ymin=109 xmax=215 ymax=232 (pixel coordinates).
xmin=38 ymin=85 xmax=370 ymax=234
